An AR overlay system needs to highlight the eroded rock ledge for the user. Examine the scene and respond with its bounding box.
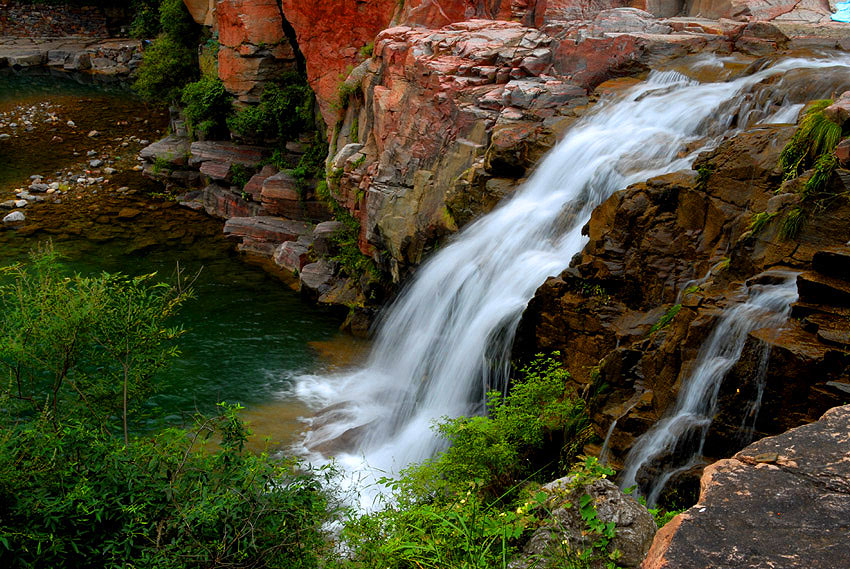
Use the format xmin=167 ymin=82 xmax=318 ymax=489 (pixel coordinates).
xmin=642 ymin=404 xmax=850 ymax=569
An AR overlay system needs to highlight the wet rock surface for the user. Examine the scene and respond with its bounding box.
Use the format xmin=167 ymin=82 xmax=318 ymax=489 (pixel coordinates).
xmin=516 ymin=111 xmax=850 ymax=497
xmin=642 ymin=404 xmax=850 ymax=569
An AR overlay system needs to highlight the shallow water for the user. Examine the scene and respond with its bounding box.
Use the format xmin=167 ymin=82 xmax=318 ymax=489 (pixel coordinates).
xmin=0 ymin=70 xmax=346 ymax=444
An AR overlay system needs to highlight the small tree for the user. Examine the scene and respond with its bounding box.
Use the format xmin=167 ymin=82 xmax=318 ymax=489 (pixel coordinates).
xmin=0 ymin=244 xmax=190 ymax=439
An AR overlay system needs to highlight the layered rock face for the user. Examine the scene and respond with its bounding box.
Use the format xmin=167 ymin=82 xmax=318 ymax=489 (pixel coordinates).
xmin=180 ymin=0 xmax=850 ymax=283
xmin=215 ymin=0 xmax=299 ymax=104
xmin=642 ymin=405 xmax=850 ymax=569
xmin=515 ymin=94 xmax=850 ymax=498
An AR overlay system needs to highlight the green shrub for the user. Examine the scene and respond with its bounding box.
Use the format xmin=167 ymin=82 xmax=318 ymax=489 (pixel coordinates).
xmin=181 ymin=75 xmax=232 ymax=139
xmin=0 ymin=248 xmax=334 ymax=568
xmin=227 ymin=75 xmax=314 ymax=143
xmin=158 ymin=0 xmax=196 ymax=41
xmin=401 ymin=353 xmax=591 ymax=502
xmin=0 ymin=244 xmax=189 ymax=440
xmin=133 ymin=0 xmax=200 ymax=103
xmin=0 ymin=405 xmax=332 ymax=569
xmin=134 ymin=35 xmax=197 ymax=103
xmin=130 ymin=0 xmax=162 ymax=38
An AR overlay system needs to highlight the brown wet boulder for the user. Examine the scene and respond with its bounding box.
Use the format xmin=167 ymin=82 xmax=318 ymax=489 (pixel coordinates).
xmin=642 ymin=405 xmax=850 ymax=569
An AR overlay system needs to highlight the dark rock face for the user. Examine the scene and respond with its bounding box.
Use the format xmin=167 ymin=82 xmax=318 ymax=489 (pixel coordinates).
xmin=642 ymin=405 xmax=850 ymax=569
xmin=515 ymin=119 xmax=850 ymax=492
xmin=0 ymin=1 xmax=109 ymax=38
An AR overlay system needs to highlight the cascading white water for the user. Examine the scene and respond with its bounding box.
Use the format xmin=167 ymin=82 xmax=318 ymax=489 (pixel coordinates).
xmin=294 ymin=54 xmax=850 ymax=503
xmin=619 ymin=274 xmax=799 ymax=505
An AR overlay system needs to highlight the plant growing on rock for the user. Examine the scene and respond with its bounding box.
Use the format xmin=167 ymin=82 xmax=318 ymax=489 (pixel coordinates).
xmin=227 ymin=74 xmax=314 ymax=143
xmin=779 ymin=100 xmax=843 ymax=180
xmin=181 ymin=74 xmax=232 ymax=139
xmin=133 ymin=0 xmax=200 ymax=103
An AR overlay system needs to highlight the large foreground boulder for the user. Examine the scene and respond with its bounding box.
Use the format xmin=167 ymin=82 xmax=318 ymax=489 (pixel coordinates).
xmin=642 ymin=405 xmax=850 ymax=569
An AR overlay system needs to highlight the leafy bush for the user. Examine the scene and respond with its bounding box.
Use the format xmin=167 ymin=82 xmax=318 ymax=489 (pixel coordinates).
xmin=0 ymin=248 xmax=334 ymax=568
xmin=130 ymin=0 xmax=162 ymax=39
xmin=0 ymin=405 xmax=332 ymax=569
xmin=0 ymin=244 xmax=188 ymax=440
xmin=133 ymin=0 xmax=199 ymax=103
xmin=227 ymin=74 xmax=314 ymax=143
xmin=181 ymin=75 xmax=232 ymax=139
xmin=134 ymin=34 xmax=197 ymax=103
xmin=158 ymin=0 xmax=196 ymax=40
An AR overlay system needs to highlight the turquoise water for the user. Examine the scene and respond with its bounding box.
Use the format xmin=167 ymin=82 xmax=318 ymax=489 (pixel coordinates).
xmin=0 ymin=71 xmax=345 ymax=433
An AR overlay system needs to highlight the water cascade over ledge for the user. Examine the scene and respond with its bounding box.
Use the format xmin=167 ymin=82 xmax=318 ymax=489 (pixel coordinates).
xmin=294 ymin=54 xmax=850 ymax=503
xmin=620 ymin=273 xmax=799 ymax=505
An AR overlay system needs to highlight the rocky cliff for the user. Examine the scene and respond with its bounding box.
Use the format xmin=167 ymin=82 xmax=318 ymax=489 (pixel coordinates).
xmin=173 ymin=0 xmax=847 ymax=287
xmin=515 ymin=89 xmax=850 ymax=500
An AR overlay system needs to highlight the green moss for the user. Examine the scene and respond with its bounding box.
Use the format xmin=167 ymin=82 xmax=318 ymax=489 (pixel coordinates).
xmin=779 ymin=206 xmax=806 ymax=240
xmin=649 ymin=304 xmax=682 ymax=335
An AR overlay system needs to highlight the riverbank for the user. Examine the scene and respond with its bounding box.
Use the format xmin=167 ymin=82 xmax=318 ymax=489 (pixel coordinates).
xmin=0 ymin=37 xmax=142 ymax=75
xmin=0 ymin=71 xmax=355 ymax=451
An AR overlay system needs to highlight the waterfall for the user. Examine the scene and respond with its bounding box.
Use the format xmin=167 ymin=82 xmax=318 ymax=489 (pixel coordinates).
xmin=619 ymin=273 xmax=799 ymax=505
xmin=293 ymin=55 xmax=850 ymax=503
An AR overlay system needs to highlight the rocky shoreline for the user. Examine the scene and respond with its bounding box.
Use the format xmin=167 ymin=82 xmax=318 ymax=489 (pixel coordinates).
xmin=0 ymin=37 xmax=142 ymax=75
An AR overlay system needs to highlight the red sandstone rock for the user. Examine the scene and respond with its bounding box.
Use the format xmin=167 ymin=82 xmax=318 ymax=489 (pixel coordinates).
xmin=183 ymin=0 xmax=215 ymax=26
xmin=824 ymin=90 xmax=850 ymax=127
xmin=278 ymin=0 xmax=399 ymax=126
xmin=189 ymin=141 xmax=266 ymax=168
xmin=223 ymin=215 xmax=311 ymax=243
xmin=215 ymin=0 xmax=298 ymax=101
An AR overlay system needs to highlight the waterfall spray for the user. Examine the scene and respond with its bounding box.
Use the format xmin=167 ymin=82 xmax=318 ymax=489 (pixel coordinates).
xmin=294 ymin=55 xmax=850 ymax=506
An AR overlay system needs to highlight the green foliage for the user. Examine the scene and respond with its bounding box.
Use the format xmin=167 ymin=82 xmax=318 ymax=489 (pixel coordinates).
xmin=779 ymin=99 xmax=843 ymax=180
xmin=803 ymin=152 xmax=838 ymax=198
xmin=180 ymin=75 xmax=232 ymax=139
xmin=0 ymin=250 xmax=334 ymax=568
xmin=748 ymin=211 xmax=777 ymax=235
xmin=227 ymin=75 xmax=314 ymax=143
xmin=133 ymin=0 xmax=199 ymax=103
xmin=779 ymin=206 xmax=806 ymax=240
xmin=134 ymin=35 xmax=197 ymax=103
xmin=695 ymin=163 xmax=714 ymax=190
xmin=404 ymin=353 xmax=591 ymax=501
xmin=0 ymin=404 xmax=332 ymax=569
xmin=291 ymin=134 xmax=330 ymax=187
xmin=229 ymin=163 xmax=252 ymax=190
xmin=0 ymin=244 xmax=189 ymax=439
xmin=316 ymin=181 xmax=378 ymax=279
xmin=359 ymin=43 xmax=375 ymax=59
xmin=341 ymin=456 xmax=622 ymax=569
xmin=130 ymin=0 xmax=162 ymax=39
xmin=337 ymin=81 xmax=360 ymax=110
xmin=349 ymin=116 xmax=360 ymax=144
xmin=649 ymin=304 xmax=681 ymax=335
xmin=158 ymin=0 xmax=196 ymax=41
